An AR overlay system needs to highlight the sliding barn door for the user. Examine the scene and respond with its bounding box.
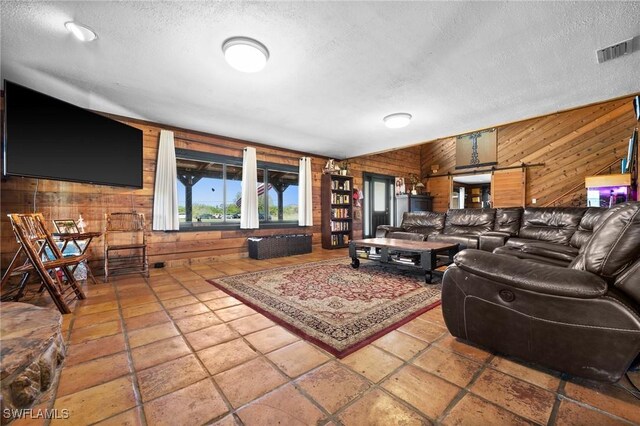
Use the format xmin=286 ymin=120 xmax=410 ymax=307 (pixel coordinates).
xmin=427 ymin=176 xmax=452 ymax=212
xmin=492 ymin=169 xmax=526 ymax=207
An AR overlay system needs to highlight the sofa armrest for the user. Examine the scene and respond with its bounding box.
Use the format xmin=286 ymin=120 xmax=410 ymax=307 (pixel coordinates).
xmin=520 ymin=242 xmax=579 ymax=262
xmin=479 ymin=231 xmax=511 ymax=252
xmin=376 ymin=225 xmax=402 ymax=238
xmin=454 ymin=249 xmax=607 ymax=298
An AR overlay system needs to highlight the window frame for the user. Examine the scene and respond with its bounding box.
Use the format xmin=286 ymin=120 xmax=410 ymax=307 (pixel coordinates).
xmin=175 ymin=148 xmax=299 ymax=231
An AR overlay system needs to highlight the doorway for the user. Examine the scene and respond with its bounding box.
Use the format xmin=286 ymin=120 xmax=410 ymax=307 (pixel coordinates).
xmin=363 ymin=173 xmax=395 ymax=237
xmin=451 ymin=173 xmax=492 ymax=209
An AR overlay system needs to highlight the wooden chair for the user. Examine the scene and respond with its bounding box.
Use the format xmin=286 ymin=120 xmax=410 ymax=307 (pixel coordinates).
xmin=52 ymin=218 xmax=101 ymax=284
xmin=1 ymin=213 xmax=86 ymax=314
xmin=104 ymin=212 xmax=149 ymax=282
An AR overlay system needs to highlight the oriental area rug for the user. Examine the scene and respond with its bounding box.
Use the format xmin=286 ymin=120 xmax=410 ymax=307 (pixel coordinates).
xmin=208 ymin=258 xmax=441 ymax=358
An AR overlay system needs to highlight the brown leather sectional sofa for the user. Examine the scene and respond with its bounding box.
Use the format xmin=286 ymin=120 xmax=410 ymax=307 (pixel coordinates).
xmin=378 ymin=203 xmax=640 ymax=382
xmin=377 ymin=206 xmax=607 ymax=266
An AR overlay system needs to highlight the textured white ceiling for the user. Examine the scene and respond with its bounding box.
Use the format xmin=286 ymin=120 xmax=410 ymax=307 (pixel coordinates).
xmin=1 ymin=2 xmax=639 ymax=158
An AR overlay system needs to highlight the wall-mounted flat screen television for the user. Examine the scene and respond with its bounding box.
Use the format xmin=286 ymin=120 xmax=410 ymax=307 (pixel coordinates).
xmin=2 ymin=80 xmax=143 ymax=188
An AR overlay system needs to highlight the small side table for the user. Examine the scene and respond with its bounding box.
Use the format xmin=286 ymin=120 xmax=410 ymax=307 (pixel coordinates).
xmin=53 ymin=231 xmax=102 ymax=284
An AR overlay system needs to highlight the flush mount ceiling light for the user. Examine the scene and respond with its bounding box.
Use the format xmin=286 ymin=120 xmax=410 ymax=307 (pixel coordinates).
xmin=383 ymin=113 xmax=412 ymax=129
xmin=65 ymin=21 xmax=97 ymax=42
xmin=222 ymin=37 xmax=269 ymax=73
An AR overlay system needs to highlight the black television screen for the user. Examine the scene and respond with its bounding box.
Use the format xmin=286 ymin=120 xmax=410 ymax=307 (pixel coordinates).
xmin=3 ymin=80 xmax=143 ymax=188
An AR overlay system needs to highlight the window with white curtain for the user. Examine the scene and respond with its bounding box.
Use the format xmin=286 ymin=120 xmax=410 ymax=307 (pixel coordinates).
xmin=175 ymin=149 xmax=299 ymax=229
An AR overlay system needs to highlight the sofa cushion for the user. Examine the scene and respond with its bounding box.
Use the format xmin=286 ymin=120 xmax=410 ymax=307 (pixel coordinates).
xmin=570 ymin=207 xmax=606 ymax=249
xmin=443 ymin=208 xmax=495 ymax=236
xmin=479 ymin=231 xmax=511 ymax=252
xmin=518 ymin=207 xmax=586 ymax=245
xmin=428 ymin=233 xmax=479 ymax=250
xmin=504 ymin=237 xmax=538 ymax=248
xmin=520 ymin=241 xmax=579 ymax=261
xmin=493 ymin=245 xmax=571 ymax=267
xmin=578 ymin=202 xmax=640 ymax=279
xmin=401 ymin=211 xmax=445 ymax=236
xmin=494 ymin=207 xmax=523 ymax=235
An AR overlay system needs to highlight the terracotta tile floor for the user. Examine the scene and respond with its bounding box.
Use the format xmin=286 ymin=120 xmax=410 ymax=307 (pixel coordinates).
xmin=9 ymin=248 xmax=640 ymax=425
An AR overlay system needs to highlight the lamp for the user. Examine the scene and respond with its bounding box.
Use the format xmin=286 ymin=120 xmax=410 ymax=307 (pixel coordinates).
xmin=383 ymin=113 xmax=412 ymax=129
xmin=222 ymin=37 xmax=269 ymax=73
xmin=65 ymin=22 xmax=97 ymax=42
xmin=415 ymin=182 xmax=425 ymax=194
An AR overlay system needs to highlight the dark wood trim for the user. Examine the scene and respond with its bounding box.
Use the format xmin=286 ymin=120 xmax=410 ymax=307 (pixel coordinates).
xmin=455 ymin=162 xmax=498 ymax=170
xmin=428 ymin=162 xmax=544 ymax=178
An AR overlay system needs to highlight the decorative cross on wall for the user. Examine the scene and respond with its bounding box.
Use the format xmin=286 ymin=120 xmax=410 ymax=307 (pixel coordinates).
xmin=468 ymin=132 xmax=482 ymax=165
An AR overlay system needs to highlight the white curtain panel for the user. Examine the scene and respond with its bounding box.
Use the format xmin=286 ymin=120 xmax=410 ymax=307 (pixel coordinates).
xmin=152 ymin=129 xmax=179 ymax=231
xmin=298 ymin=157 xmax=313 ymax=226
xmin=240 ymin=147 xmax=259 ymax=229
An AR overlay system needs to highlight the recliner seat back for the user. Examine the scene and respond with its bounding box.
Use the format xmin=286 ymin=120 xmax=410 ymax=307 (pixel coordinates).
xmin=571 ymin=203 xmax=640 ymax=284
xmin=569 ymin=207 xmax=606 ymax=249
xmin=518 ymin=207 xmax=586 ymax=245
xmin=401 ymin=211 xmax=445 ymax=237
xmin=493 ymin=207 xmax=523 ymax=235
xmin=443 ymin=208 xmax=495 ymax=236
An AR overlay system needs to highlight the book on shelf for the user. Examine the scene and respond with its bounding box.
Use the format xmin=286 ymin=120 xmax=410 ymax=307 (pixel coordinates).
xmin=330 ymin=193 xmax=351 ymax=204
xmin=331 ymin=207 xmax=350 ymax=219
xmin=330 ymin=234 xmax=350 ymax=246
xmin=330 ymin=221 xmax=350 ymax=232
xmin=331 ymin=179 xmax=351 ymax=191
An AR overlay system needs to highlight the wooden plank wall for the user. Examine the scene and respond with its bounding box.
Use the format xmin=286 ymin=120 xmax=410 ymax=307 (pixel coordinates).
xmin=421 ymin=96 xmax=638 ymax=208
xmin=345 ymin=146 xmax=422 ymax=239
xmin=2 ymin=93 xmax=636 ymax=270
xmin=0 ymin=114 xmax=329 ymax=270
xmin=426 ymin=176 xmax=452 ymax=212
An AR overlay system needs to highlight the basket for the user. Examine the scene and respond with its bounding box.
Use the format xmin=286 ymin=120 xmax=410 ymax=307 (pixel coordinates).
xmin=248 ymin=234 xmax=312 ymax=259
xmin=287 ymin=234 xmax=313 ymax=256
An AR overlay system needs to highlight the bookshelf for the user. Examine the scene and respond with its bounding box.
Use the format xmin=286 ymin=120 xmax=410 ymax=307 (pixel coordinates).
xmin=321 ymin=174 xmax=354 ymax=249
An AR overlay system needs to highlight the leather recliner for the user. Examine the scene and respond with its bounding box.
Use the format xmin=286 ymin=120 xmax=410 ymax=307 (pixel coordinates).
xmin=441 ymin=202 xmax=640 ymax=382
xmin=377 ymin=211 xmax=445 ymax=239
xmin=428 ymin=208 xmax=496 ymax=249
xmin=492 ymin=207 xmax=605 ymax=266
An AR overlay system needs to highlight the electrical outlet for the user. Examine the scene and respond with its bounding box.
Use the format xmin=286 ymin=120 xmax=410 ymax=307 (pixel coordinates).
xmin=532 ymin=198 xmax=537 ymax=204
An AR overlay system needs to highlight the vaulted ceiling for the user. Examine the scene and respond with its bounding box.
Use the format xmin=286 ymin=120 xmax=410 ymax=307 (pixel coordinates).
xmin=1 ymin=2 xmax=639 ymax=158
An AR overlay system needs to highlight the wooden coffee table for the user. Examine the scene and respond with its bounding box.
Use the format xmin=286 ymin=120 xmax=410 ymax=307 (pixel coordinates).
xmin=348 ymin=238 xmax=459 ymax=283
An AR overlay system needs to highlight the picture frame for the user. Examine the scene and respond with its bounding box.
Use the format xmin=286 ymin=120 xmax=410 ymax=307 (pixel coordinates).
xmin=395 ymin=177 xmax=406 ymax=195
xmin=456 ymin=128 xmax=498 ymax=169
xmin=53 ymin=219 xmax=79 ymax=234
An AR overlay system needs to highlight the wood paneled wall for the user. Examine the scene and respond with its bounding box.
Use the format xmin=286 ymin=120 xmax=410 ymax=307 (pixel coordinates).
xmin=426 ymin=176 xmax=452 ymax=213
xmin=0 ymin=115 xmax=328 ymax=270
xmin=346 ymin=147 xmax=422 ymax=239
xmin=421 ymin=96 xmax=638 ymax=208
xmin=2 ymin=93 xmax=636 ymax=270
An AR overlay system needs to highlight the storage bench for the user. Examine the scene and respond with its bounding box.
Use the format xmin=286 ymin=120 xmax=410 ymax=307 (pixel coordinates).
xmin=248 ymin=234 xmax=312 ymax=259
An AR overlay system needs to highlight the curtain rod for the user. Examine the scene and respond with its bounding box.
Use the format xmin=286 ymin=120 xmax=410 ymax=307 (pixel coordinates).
xmin=174 ymin=135 xmax=316 ymax=161
xmin=427 ymin=162 xmax=545 ymax=178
